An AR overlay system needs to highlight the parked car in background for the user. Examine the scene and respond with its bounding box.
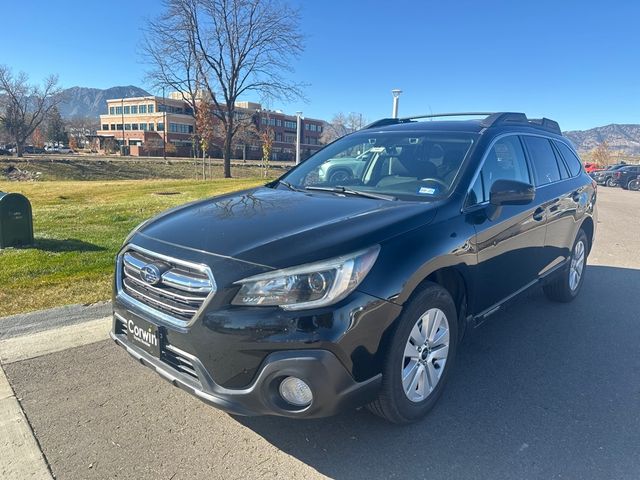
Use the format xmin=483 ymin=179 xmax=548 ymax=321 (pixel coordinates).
xmin=317 ymin=149 xmax=375 ymax=183
xmin=591 ymin=164 xmax=628 ymax=186
xmin=613 ymin=165 xmax=640 ymax=189
xmin=0 ymin=148 xmax=10 ymax=156
xmin=111 ymin=111 xmax=596 ymax=424
xmin=584 ymin=162 xmax=599 ymax=173
xmin=56 ymin=146 xmax=74 ymax=154
xmin=23 ymin=146 xmax=45 ymax=154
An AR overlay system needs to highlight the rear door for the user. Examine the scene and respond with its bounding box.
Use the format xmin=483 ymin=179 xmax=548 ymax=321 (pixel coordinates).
xmin=522 ymin=136 xmax=582 ymax=273
xmin=467 ymin=134 xmax=548 ymax=314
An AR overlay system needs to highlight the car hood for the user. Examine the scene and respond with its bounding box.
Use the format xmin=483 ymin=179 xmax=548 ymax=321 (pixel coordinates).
xmin=133 ymin=186 xmax=438 ymax=269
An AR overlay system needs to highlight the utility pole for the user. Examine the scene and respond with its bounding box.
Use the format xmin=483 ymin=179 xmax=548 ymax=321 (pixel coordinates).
xmin=391 ymin=89 xmax=402 ymax=118
xmin=295 ymin=111 xmax=303 ymax=165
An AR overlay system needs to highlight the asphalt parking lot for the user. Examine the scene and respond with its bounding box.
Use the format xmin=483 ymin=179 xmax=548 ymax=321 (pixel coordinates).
xmin=1 ymin=187 xmax=639 ymax=480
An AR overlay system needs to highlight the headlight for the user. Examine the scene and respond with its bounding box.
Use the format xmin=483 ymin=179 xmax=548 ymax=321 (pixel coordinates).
xmin=232 ymin=246 xmax=380 ymax=310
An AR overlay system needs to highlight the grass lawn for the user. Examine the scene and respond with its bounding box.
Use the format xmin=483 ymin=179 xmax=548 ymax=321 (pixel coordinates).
xmin=0 ymin=178 xmax=266 ymax=317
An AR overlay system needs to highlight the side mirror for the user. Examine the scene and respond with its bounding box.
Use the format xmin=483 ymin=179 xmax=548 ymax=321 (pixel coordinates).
xmin=487 ymin=179 xmax=535 ymax=220
xmin=490 ymin=179 xmax=535 ymax=206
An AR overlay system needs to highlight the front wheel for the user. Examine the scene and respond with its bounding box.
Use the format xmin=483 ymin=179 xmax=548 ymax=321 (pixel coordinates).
xmin=605 ymin=177 xmax=616 ymax=187
xmin=543 ymin=229 xmax=588 ymax=303
xmin=628 ymin=179 xmax=640 ymax=191
xmin=368 ymin=283 xmax=458 ymax=424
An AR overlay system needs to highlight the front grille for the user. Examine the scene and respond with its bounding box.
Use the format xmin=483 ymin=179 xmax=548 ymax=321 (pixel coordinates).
xmin=118 ymin=246 xmax=215 ymax=326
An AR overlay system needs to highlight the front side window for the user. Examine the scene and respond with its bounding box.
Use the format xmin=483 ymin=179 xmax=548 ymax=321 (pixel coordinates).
xmin=283 ymin=131 xmax=477 ymax=201
xmin=523 ymin=136 xmax=561 ymax=186
xmin=466 ymin=136 xmax=530 ymax=206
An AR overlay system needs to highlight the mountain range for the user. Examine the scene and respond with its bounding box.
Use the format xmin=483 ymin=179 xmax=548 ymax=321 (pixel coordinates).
xmin=57 ymin=86 xmax=150 ymax=119
xmin=564 ymin=124 xmax=640 ymax=155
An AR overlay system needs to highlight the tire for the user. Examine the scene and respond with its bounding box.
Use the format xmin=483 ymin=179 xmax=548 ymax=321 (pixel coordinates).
xmin=629 ymin=180 xmax=640 ymax=192
xmin=328 ymin=169 xmax=351 ymax=184
xmin=368 ymin=282 xmax=458 ymax=424
xmin=543 ymin=229 xmax=588 ymax=303
xmin=605 ymin=177 xmax=616 ymax=187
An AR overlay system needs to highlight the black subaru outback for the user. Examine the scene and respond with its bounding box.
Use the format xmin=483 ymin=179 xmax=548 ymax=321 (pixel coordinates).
xmin=112 ymin=112 xmax=597 ymax=424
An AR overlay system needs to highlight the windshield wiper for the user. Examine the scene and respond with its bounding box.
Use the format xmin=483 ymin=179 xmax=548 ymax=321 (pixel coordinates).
xmin=276 ymin=180 xmax=302 ymax=191
xmin=305 ymin=186 xmax=396 ymax=201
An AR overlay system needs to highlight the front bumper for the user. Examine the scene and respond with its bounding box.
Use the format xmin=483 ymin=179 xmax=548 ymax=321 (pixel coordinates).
xmin=111 ymin=324 xmax=381 ymax=418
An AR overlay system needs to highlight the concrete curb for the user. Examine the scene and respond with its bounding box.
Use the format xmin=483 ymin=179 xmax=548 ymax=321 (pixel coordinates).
xmin=0 ymin=366 xmax=52 ymax=480
xmin=0 ymin=302 xmax=112 ymax=341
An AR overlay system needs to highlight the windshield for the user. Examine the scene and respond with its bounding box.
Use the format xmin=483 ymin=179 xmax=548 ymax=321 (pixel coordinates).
xmin=282 ymin=131 xmax=477 ymax=200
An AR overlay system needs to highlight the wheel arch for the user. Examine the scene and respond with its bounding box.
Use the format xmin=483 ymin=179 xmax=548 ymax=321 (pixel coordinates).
xmin=580 ymin=216 xmax=595 ymax=255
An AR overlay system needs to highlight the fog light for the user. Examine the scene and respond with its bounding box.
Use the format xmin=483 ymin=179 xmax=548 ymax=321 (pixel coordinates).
xmin=279 ymin=376 xmax=313 ymax=407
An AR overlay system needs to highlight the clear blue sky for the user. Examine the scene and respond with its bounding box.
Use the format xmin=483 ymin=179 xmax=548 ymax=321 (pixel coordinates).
xmin=2 ymin=0 xmax=639 ymax=130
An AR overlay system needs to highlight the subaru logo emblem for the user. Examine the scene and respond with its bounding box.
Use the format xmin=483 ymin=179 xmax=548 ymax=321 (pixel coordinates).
xmin=140 ymin=264 xmax=162 ymax=285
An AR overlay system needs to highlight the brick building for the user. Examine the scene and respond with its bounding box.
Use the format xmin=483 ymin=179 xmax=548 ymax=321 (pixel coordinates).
xmin=94 ymin=94 xmax=326 ymax=161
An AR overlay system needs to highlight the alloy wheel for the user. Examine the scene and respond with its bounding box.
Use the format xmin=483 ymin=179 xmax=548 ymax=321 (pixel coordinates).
xmin=569 ymin=240 xmax=585 ymax=291
xmin=401 ymin=308 xmax=450 ymax=402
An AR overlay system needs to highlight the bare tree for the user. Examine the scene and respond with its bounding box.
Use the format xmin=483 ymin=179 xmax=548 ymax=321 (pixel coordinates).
xmin=321 ymin=112 xmax=367 ymax=144
xmin=143 ymin=0 xmax=305 ymax=178
xmin=591 ymin=141 xmax=613 ymax=167
xmin=0 ymin=66 xmax=62 ymax=156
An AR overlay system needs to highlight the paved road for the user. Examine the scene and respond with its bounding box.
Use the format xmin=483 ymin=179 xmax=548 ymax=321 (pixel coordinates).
xmin=3 ymin=187 xmax=640 ymax=479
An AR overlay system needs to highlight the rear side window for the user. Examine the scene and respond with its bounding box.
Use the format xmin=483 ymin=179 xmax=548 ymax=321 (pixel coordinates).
xmin=466 ymin=136 xmax=529 ymax=206
xmin=554 ymin=141 xmax=583 ymax=177
xmin=523 ymin=136 xmax=561 ymax=186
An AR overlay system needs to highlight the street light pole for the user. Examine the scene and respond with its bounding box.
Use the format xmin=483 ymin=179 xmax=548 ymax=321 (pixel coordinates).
xmin=391 ymin=89 xmax=403 ymax=118
xmin=295 ymin=111 xmax=303 ymax=165
xmin=162 ymin=87 xmax=167 ymax=160
xmin=121 ymin=98 xmax=125 ymax=155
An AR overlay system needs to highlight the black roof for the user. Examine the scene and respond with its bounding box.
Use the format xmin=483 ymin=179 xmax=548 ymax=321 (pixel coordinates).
xmin=363 ymin=112 xmax=562 ymax=136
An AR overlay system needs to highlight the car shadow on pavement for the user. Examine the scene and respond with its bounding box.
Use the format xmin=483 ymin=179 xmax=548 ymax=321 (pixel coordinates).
xmin=235 ymin=265 xmax=640 ymax=480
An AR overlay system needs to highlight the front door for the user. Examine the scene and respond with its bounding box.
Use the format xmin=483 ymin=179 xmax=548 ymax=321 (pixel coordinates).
xmin=466 ymin=135 xmax=547 ymax=314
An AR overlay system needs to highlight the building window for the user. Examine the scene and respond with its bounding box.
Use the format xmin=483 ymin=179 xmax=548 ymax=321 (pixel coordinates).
xmin=261 ymin=117 xmax=268 ymax=125
xmin=140 ymin=123 xmax=148 ymax=131
xmin=132 ymin=123 xmax=138 ymax=130
xmin=116 ymin=124 xmax=123 ymax=130
xmin=284 ymin=134 xmax=295 ymax=143
xmin=269 ymin=118 xmax=276 ymax=126
xmin=148 ymin=104 xmax=154 ymax=113
xmin=131 ymin=105 xmax=138 ymax=114
xmin=276 ymin=119 xmax=282 ymax=127
xmin=157 ymin=123 xmax=164 ymax=131
xmin=148 ymin=123 xmax=154 ymax=131
xmin=139 ymin=105 xmax=147 ymax=114
xmin=124 ymin=123 xmax=131 ymax=130
xmin=276 ymin=133 xmax=283 ymax=141
xmin=318 ymin=125 xmax=323 ymax=133
xmin=115 ymin=106 xmax=123 ymax=115
xmin=124 ymin=106 xmax=130 ymax=114
xmin=110 ymin=124 xmax=116 ymax=130
xmin=102 ymin=124 xmax=109 ymax=130
xmin=109 ymin=107 xmax=115 ymax=115
xmin=284 ymin=120 xmax=296 ymax=129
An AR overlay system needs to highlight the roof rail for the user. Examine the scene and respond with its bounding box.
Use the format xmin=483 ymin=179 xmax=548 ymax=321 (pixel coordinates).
xmin=527 ymin=118 xmax=562 ymax=134
xmin=480 ymin=112 xmax=528 ymax=127
xmin=362 ymin=118 xmax=405 ymax=129
xmin=364 ymin=112 xmax=562 ymax=134
xmin=399 ymin=112 xmax=496 ymax=121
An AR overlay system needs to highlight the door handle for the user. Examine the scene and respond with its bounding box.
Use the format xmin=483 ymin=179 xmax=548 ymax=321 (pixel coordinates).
xmin=571 ymin=190 xmax=582 ymax=202
xmin=533 ymin=207 xmax=545 ymax=221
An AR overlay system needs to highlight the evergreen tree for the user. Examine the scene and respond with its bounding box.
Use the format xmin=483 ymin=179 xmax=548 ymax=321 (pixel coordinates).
xmin=46 ymin=106 xmax=68 ymax=145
